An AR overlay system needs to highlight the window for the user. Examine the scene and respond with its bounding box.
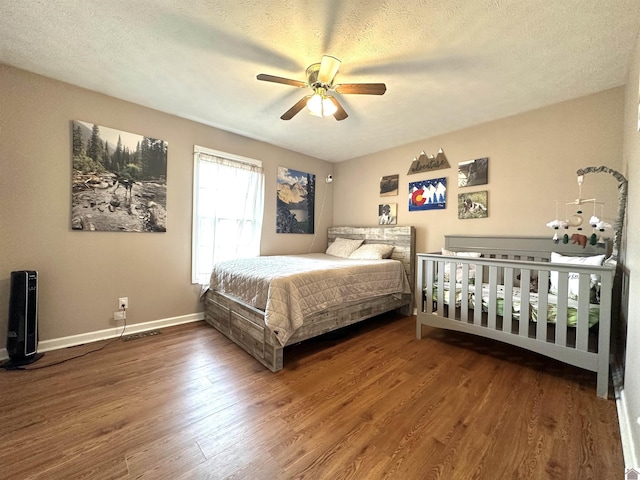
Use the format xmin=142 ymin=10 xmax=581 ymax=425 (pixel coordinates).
xmin=192 ymin=146 xmax=264 ymax=284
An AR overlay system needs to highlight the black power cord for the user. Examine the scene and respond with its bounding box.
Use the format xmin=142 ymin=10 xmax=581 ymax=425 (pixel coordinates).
xmin=2 ymin=311 xmax=128 ymax=371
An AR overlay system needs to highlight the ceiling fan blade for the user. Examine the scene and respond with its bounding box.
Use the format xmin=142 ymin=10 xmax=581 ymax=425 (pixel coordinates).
xmin=317 ymin=55 xmax=341 ymax=85
xmin=257 ymin=73 xmax=307 ymax=88
xmin=327 ymin=96 xmax=348 ymax=121
xmin=335 ymin=83 xmax=387 ymax=95
xmin=281 ymin=95 xmax=313 ymax=120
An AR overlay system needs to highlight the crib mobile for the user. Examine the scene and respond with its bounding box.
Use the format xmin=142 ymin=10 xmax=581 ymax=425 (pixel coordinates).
xmin=546 ymin=166 xmax=628 ymax=262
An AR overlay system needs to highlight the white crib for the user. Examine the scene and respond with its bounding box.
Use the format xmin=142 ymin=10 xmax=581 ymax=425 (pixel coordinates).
xmin=416 ymin=235 xmax=617 ymax=398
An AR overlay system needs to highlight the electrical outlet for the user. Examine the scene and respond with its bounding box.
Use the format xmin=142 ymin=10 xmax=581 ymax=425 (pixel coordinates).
xmin=118 ymin=297 xmax=128 ymax=309
xmin=114 ymin=310 xmax=126 ymax=321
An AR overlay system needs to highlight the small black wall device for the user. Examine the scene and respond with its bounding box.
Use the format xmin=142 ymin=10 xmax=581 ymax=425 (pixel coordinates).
xmin=6 ymin=270 xmax=39 ymax=362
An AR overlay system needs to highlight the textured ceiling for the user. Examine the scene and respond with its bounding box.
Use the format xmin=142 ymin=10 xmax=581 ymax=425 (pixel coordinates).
xmin=1 ymin=1 xmax=639 ymax=162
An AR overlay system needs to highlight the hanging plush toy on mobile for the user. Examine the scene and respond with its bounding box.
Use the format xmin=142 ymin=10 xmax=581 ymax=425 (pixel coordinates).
xmin=546 ymin=169 xmax=613 ymax=247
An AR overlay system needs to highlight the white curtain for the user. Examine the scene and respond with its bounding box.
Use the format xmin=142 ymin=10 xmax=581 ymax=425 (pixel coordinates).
xmin=193 ymin=151 xmax=264 ymax=284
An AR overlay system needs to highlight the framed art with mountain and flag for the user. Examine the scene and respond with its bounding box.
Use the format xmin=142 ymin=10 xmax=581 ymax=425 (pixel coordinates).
xmin=408 ymin=177 xmax=447 ymax=211
xmin=276 ymin=166 xmax=315 ymax=234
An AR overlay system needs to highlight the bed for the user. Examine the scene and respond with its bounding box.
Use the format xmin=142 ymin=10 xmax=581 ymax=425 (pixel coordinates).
xmin=416 ymin=235 xmax=618 ymax=398
xmin=204 ymin=226 xmax=416 ymax=371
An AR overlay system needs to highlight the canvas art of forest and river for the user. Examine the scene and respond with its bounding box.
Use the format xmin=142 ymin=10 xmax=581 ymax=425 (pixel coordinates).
xmin=71 ymin=120 xmax=168 ymax=232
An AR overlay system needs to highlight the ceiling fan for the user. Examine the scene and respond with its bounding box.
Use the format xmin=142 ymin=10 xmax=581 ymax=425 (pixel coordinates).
xmin=257 ymin=55 xmax=386 ymax=121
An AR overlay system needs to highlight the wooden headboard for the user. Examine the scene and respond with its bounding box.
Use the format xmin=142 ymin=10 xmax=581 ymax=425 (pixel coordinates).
xmin=444 ymin=235 xmax=612 ymax=261
xmin=328 ymin=226 xmax=416 ymax=293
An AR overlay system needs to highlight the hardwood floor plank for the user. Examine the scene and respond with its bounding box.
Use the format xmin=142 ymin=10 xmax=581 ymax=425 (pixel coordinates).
xmin=125 ymin=433 xmax=207 ymax=479
xmin=0 ymin=316 xmax=623 ymax=479
xmin=30 ymin=453 xmax=129 ymax=480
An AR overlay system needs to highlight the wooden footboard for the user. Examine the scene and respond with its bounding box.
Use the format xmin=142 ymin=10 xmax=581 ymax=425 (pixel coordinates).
xmin=205 ymin=289 xmax=410 ymax=371
xmin=416 ymin=236 xmax=616 ymax=399
xmin=205 ymin=289 xmax=283 ymax=371
xmin=204 ymin=225 xmax=415 ymax=371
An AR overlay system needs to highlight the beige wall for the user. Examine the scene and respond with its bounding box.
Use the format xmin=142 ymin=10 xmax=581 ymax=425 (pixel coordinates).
xmin=622 ymin=28 xmax=640 ymax=465
xmin=333 ymin=88 xmax=624 ymax=254
xmin=0 ymin=64 xmax=334 ymax=342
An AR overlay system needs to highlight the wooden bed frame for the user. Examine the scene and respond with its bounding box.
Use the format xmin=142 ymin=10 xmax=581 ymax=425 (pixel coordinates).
xmin=416 ymin=235 xmax=617 ymax=398
xmin=204 ymin=226 xmax=416 ymax=371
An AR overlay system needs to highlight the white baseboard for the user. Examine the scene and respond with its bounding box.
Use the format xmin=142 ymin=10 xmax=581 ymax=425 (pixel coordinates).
xmin=617 ymin=388 xmax=639 ymax=468
xmin=0 ymin=312 xmax=204 ymax=361
xmin=613 ymin=363 xmax=639 ymax=469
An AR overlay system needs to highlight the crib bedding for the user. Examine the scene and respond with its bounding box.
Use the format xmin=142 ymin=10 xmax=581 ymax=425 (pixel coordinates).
xmin=210 ymin=253 xmax=410 ymax=345
xmin=431 ymin=282 xmax=600 ymax=327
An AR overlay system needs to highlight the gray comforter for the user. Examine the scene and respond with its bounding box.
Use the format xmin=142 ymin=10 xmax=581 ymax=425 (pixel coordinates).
xmin=209 ymin=253 xmax=410 ymax=345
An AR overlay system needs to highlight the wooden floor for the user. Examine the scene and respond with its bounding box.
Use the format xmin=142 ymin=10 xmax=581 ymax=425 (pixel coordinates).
xmin=0 ymin=314 xmax=623 ymax=479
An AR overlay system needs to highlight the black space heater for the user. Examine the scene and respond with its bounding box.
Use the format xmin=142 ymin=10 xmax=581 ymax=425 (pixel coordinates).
xmin=2 ymin=271 xmax=43 ymax=368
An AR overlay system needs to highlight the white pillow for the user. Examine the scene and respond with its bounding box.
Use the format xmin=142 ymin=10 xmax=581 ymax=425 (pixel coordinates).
xmin=326 ymin=237 xmax=364 ymax=258
xmin=442 ymin=248 xmax=481 ymax=258
xmin=349 ymin=243 xmax=394 ymax=260
xmin=441 ymin=248 xmax=482 ymax=283
xmin=549 ymin=252 xmax=605 ymax=300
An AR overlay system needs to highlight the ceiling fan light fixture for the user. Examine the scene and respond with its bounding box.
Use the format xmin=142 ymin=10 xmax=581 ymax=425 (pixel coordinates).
xmin=307 ymin=93 xmax=337 ymax=117
xmin=317 ymin=55 xmax=341 ymax=84
xmin=257 ymin=55 xmax=384 ymax=121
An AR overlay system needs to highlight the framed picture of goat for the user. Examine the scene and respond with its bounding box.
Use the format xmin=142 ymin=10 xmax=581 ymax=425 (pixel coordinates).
xmin=71 ymin=120 xmax=168 ymax=232
xmin=458 ymin=191 xmax=488 ymax=219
